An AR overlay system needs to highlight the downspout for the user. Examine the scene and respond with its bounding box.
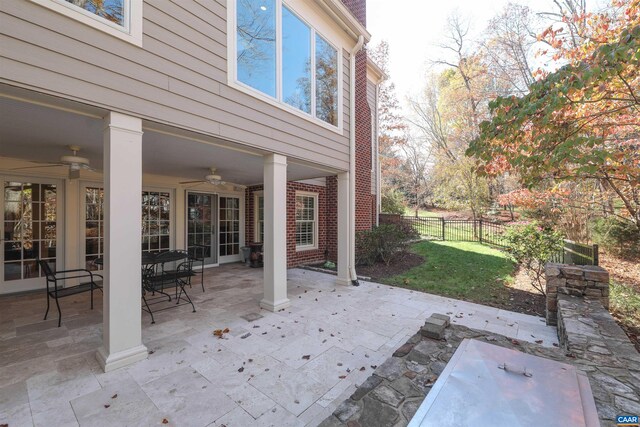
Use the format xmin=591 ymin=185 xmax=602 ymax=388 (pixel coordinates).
xmin=375 ymin=82 xmax=381 ymax=226
xmin=349 ymin=35 xmax=365 ymax=286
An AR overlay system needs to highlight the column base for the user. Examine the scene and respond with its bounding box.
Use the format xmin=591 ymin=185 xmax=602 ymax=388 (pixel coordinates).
xmin=260 ymin=298 xmax=291 ymax=312
xmin=336 ymin=277 xmax=350 ymax=286
xmin=96 ymin=344 xmax=148 ymax=372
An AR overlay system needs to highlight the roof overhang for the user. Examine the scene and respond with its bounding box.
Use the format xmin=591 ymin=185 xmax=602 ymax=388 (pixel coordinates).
xmin=367 ymin=57 xmax=386 ymax=84
xmin=314 ymin=0 xmax=371 ymax=43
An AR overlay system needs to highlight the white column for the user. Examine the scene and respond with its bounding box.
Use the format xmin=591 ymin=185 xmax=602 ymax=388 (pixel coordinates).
xmin=337 ymin=172 xmax=350 ymax=286
xmin=96 ymin=112 xmax=148 ymax=372
xmin=261 ymin=153 xmax=290 ymax=312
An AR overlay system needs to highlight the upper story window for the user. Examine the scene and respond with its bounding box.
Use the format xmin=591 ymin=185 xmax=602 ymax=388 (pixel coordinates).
xmin=29 ymin=0 xmax=142 ymax=45
xmin=233 ymin=0 xmax=342 ymax=129
xmin=65 ymin=0 xmax=125 ymax=26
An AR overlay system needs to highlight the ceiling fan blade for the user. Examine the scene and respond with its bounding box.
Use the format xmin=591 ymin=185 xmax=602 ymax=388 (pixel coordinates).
xmin=80 ymin=164 xmax=99 ymax=172
xmin=10 ymin=164 xmax=65 ymax=170
xmin=179 ymin=180 xmax=206 ymax=184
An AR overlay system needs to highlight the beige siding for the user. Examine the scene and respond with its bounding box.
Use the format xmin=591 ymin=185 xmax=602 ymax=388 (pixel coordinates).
xmin=0 ymin=0 xmax=351 ymax=171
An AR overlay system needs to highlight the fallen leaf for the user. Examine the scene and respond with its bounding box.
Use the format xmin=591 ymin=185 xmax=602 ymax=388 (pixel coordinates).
xmin=248 ymin=358 xmax=254 ymax=363
xmin=552 ymin=343 xmax=559 ymax=347
xmin=337 ymin=362 xmax=343 ymax=366
xmin=338 ymin=375 xmax=347 ymax=379
xmin=240 ymin=333 xmax=250 ymax=339
xmin=319 ymin=328 xmax=324 ymax=332
xmin=162 ymin=419 xmax=169 ymax=424
xmin=148 ymin=350 xmax=155 ymax=355
xmin=111 ymin=394 xmax=118 ymax=399
xmin=253 ymin=325 xmax=260 ymax=329
xmin=223 ymin=328 xmax=230 ymax=333
xmin=359 ymin=367 xmax=366 ymax=371
xmin=302 ymin=355 xmax=311 ymax=360
xmin=294 ymin=399 xmax=300 ymax=404
xmin=535 ymin=340 xmax=543 ymax=344
xmin=262 ymin=332 xmax=267 ymax=335
xmin=104 ymin=404 xmax=110 ymax=409
xmin=511 ymin=339 xmax=520 ymax=346
xmin=370 ymin=365 xmax=377 ymax=369
xmin=346 ymin=368 xmax=351 ymax=373
xmin=238 ymin=367 xmax=245 ymax=373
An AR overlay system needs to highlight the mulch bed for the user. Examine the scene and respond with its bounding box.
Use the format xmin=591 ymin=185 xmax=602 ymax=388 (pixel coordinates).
xmin=355 ymin=252 xmax=425 ymax=281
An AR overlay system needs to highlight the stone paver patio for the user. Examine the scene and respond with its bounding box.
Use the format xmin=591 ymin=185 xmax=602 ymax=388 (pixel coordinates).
xmin=0 ymin=265 xmax=557 ymax=426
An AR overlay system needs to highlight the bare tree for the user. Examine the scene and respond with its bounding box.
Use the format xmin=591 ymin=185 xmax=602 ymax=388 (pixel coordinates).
xmin=398 ymin=133 xmax=433 ymax=217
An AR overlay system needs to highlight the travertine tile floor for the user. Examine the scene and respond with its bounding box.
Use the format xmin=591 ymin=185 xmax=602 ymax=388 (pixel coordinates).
xmin=0 ymin=265 xmax=558 ymax=426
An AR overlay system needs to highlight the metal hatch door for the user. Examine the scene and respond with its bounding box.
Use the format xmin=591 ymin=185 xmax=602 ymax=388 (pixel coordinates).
xmin=408 ymin=339 xmax=600 ymax=427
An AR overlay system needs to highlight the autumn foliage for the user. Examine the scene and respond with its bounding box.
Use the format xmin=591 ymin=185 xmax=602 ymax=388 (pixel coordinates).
xmin=468 ymin=0 xmax=640 ymax=230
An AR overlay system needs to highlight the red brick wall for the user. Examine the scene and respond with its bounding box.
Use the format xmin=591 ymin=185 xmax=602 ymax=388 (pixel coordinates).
xmin=325 ymin=176 xmax=338 ymax=262
xmin=245 ymin=182 xmax=328 ymax=268
xmin=342 ymin=0 xmax=374 ymax=232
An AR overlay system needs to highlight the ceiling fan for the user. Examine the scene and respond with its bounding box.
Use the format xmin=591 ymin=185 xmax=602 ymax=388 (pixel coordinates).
xmin=11 ymin=145 xmax=97 ymax=179
xmin=180 ymin=167 xmax=226 ymax=186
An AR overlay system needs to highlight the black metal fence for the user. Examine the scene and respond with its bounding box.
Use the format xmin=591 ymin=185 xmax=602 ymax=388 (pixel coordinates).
xmin=401 ymin=216 xmax=508 ymax=248
xmin=398 ymin=215 xmax=599 ymax=265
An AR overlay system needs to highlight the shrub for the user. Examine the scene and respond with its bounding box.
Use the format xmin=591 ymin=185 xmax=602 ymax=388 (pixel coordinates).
xmin=381 ymin=188 xmax=406 ymax=215
xmin=503 ymin=222 xmax=564 ymax=295
xmin=590 ymin=217 xmax=640 ymax=258
xmin=355 ymin=224 xmax=418 ymax=266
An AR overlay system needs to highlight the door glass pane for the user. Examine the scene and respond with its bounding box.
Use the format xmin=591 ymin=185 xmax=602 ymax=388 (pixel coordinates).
xmin=219 ymin=197 xmax=240 ymax=256
xmin=282 ymin=6 xmax=311 ymax=113
xmin=187 ymin=193 xmax=217 ymax=264
xmin=236 ymin=0 xmax=276 ymax=97
xmin=84 ymin=187 xmax=104 ymax=270
xmin=3 ymin=181 xmax=57 ymax=282
xmin=141 ymin=191 xmax=171 ymax=253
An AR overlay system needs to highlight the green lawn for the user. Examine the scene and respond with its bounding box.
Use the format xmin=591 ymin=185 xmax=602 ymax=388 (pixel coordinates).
xmin=403 ymin=207 xmax=440 ymax=217
xmin=384 ymin=240 xmax=516 ymax=304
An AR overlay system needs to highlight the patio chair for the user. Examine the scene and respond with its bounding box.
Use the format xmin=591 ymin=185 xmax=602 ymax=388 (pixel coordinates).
xmin=39 ymin=259 xmax=103 ymax=327
xmin=141 ymin=250 xmax=196 ymax=324
xmin=188 ymin=244 xmax=208 ymax=292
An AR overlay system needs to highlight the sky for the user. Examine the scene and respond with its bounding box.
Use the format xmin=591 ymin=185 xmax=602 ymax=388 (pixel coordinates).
xmin=366 ymin=0 xmax=605 ymax=115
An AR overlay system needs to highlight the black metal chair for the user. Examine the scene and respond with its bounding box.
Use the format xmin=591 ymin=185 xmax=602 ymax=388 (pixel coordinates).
xmin=188 ymin=244 xmax=208 ymax=292
xmin=141 ymin=250 xmax=196 ymax=324
xmin=39 ymin=259 xmax=103 ymax=327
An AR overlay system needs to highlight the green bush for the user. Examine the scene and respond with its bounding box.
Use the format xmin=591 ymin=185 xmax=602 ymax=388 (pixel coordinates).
xmin=381 ymin=188 xmax=406 ymax=215
xmin=590 ymin=217 xmax=640 ymax=258
xmin=356 ymin=224 xmax=418 ymax=266
xmin=503 ymin=222 xmax=564 ymax=295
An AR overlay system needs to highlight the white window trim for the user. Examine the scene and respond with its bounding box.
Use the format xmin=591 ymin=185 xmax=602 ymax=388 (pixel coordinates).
xmin=227 ymin=0 xmax=344 ymax=134
xmin=295 ymin=191 xmax=318 ymax=251
xmin=28 ymin=0 xmax=143 ymax=46
xmin=254 ymin=191 xmax=264 ymax=243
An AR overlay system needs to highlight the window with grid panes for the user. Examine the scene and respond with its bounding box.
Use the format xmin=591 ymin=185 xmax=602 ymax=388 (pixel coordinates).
xmin=141 ymin=191 xmax=171 ymax=253
xmin=3 ymin=181 xmax=57 ymax=281
xmin=84 ymin=187 xmax=104 ymax=270
xmin=255 ymin=194 xmax=264 ymax=243
xmin=219 ymin=197 xmax=240 ymax=256
xmin=295 ymin=193 xmax=317 ymax=249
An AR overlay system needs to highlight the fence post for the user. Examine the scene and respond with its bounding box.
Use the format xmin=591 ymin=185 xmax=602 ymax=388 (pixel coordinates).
xmin=441 ymin=217 xmax=445 ymax=241
xmin=593 ymin=244 xmax=599 ymax=266
xmin=479 ymin=219 xmax=483 ymax=244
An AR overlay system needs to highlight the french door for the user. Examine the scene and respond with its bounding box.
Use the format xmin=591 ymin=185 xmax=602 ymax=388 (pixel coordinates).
xmin=186 ymin=192 xmax=219 ymax=266
xmin=1 ymin=177 xmax=62 ymax=294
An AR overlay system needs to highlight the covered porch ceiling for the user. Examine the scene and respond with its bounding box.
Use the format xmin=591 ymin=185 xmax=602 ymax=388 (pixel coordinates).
xmin=0 ymin=87 xmax=340 ymax=185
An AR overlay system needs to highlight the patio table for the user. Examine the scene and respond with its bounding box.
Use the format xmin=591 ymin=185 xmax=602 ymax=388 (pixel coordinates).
xmin=95 ymin=250 xmax=197 ymax=324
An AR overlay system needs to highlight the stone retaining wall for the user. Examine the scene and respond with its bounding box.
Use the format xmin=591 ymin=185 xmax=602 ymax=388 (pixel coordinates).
xmin=545 ymin=263 xmax=609 ymax=326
